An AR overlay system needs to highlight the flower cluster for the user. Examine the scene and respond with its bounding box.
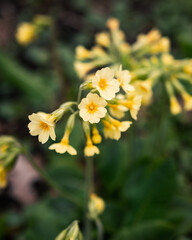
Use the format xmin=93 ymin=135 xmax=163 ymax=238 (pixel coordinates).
xmin=28 ymin=66 xmax=141 ymax=157
xmin=74 ymin=18 xmax=192 ymax=115
xmin=16 ymin=15 xmax=51 ymax=45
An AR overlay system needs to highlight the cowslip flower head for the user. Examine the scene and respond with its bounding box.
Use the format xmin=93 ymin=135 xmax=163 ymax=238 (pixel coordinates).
xmin=84 ymin=135 xmax=99 ymax=157
xmin=92 ymin=67 xmax=120 ymax=100
xmin=28 ymin=112 xmax=56 ymax=144
xmin=78 ymin=93 xmax=107 ymax=124
xmin=16 ymin=23 xmax=36 ymax=45
xmin=116 ymin=66 xmax=134 ymax=92
xmin=49 ymin=130 xmax=77 ymax=155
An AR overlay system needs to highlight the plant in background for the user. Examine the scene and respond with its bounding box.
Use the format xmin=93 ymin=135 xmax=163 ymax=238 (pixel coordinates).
xmin=16 ymin=15 xmax=51 ymax=45
xmin=74 ymin=18 xmax=192 ymax=115
xmin=0 ymin=136 xmax=22 ymax=188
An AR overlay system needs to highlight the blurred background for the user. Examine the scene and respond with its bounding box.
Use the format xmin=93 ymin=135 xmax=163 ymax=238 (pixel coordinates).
xmin=1 ymin=0 xmax=192 ymax=239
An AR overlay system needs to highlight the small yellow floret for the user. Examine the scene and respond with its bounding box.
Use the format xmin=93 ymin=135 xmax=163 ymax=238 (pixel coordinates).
xmin=106 ymin=18 xmax=119 ymax=30
xmin=95 ymin=32 xmax=110 ymax=47
xmin=182 ymin=92 xmax=192 ymax=111
xmin=84 ymin=136 xmax=100 ymax=157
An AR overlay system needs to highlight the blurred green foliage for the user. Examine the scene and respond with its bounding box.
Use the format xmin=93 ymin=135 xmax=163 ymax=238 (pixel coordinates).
xmin=1 ymin=0 xmax=192 ymax=240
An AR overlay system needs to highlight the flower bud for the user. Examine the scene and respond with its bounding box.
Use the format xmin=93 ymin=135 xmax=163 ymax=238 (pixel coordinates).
xmin=88 ymin=193 xmax=105 ymax=219
xmin=55 ymin=221 xmax=82 ymax=240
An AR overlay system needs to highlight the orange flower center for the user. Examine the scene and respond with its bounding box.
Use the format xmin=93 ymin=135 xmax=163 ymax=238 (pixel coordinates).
xmin=98 ymin=78 xmax=107 ymax=90
xmin=87 ymin=102 xmax=98 ymax=114
xmin=40 ymin=121 xmax=49 ymax=130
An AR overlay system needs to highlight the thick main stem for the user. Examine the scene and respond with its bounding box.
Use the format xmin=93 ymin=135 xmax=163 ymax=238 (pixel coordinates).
xmin=24 ymin=151 xmax=81 ymax=206
xmin=95 ymin=218 xmax=103 ymax=240
xmin=85 ymin=157 xmax=94 ymax=240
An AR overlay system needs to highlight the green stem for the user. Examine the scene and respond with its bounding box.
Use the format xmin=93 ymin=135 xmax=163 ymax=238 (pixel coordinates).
xmin=24 ymin=150 xmax=81 ymax=206
xmin=84 ymin=157 xmax=94 ymax=240
xmin=95 ymin=218 xmax=103 ymax=240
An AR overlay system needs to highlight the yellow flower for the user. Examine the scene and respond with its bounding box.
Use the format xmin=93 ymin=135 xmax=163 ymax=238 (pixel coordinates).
xmin=170 ymin=96 xmax=181 ymax=115
xmin=74 ymin=61 xmax=93 ymax=78
xmin=133 ymin=79 xmax=153 ymax=105
xmin=102 ymin=120 xmax=121 ymax=140
xmin=182 ymin=92 xmax=192 ymax=111
xmin=109 ymin=116 xmax=132 ymax=132
xmin=106 ymin=18 xmax=119 ymax=30
xmin=161 ymin=53 xmax=174 ymax=65
xmin=116 ymin=66 xmax=134 ymax=92
xmin=108 ymin=103 xmax=128 ymax=119
xmin=92 ymin=67 xmax=120 ymax=100
xmin=89 ymin=193 xmax=105 ymax=219
xmin=119 ymin=42 xmax=130 ymax=53
xmin=49 ymin=130 xmax=77 ymax=155
xmin=147 ymin=29 xmax=161 ymax=43
xmin=95 ymin=32 xmax=110 ymax=47
xmin=75 ymin=45 xmax=90 ymax=60
xmin=0 ymin=165 xmax=7 ymax=188
xmin=92 ymin=125 xmax=102 ymax=144
xmin=84 ymin=135 xmax=99 ymax=157
xmin=78 ymin=93 xmax=107 ymax=124
xmin=120 ymin=95 xmax=142 ymax=120
xmin=151 ymin=37 xmax=170 ymax=54
xmin=28 ymin=112 xmax=56 ymax=144
xmin=16 ymin=23 xmax=36 ymax=45
xmin=91 ymin=46 xmax=106 ymax=57
xmin=184 ymin=62 xmax=192 ymax=75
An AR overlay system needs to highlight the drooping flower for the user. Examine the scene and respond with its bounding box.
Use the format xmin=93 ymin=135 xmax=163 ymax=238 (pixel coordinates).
xmin=108 ymin=103 xmax=128 ymax=119
xmin=120 ymin=95 xmax=142 ymax=120
xmin=92 ymin=125 xmax=102 ymax=144
xmin=182 ymin=92 xmax=192 ymax=111
xmin=76 ymin=46 xmax=91 ymax=60
xmin=88 ymin=193 xmax=105 ymax=219
xmin=28 ymin=112 xmax=56 ymax=144
xmin=92 ymin=67 xmax=120 ymax=100
xmin=78 ymin=93 xmax=107 ymax=124
xmin=102 ymin=119 xmax=121 ymax=140
xmin=116 ymin=66 xmax=134 ymax=92
xmin=49 ymin=130 xmax=77 ymax=155
xmin=95 ymin=32 xmax=110 ymax=47
xmin=84 ymin=135 xmax=100 ymax=157
xmin=170 ymin=96 xmax=181 ymax=115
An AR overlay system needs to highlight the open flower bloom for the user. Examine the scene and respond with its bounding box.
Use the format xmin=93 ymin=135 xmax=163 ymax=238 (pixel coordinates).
xmin=49 ymin=130 xmax=77 ymax=155
xmin=109 ymin=116 xmax=132 ymax=132
xmin=0 ymin=165 xmax=7 ymax=188
xmin=92 ymin=67 xmax=120 ymax=100
xmin=170 ymin=96 xmax=182 ymax=115
xmin=78 ymin=93 xmax=107 ymax=124
xmin=108 ymin=103 xmax=128 ymax=119
xmin=120 ymin=95 xmax=142 ymax=120
xmin=133 ymin=79 xmax=153 ymax=105
xmin=28 ymin=112 xmax=56 ymax=144
xmin=102 ymin=119 xmax=121 ymax=140
xmin=84 ymin=135 xmax=99 ymax=157
xmin=116 ymin=66 xmax=134 ymax=92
